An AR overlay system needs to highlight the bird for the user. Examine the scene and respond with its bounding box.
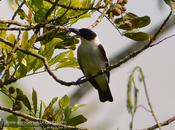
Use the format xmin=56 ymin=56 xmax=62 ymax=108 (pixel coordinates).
xmin=69 ymin=28 xmax=113 ymax=102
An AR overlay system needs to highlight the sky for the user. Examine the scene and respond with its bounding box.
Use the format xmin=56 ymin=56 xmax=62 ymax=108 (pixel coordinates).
xmin=1 ymin=0 xmax=175 ymax=130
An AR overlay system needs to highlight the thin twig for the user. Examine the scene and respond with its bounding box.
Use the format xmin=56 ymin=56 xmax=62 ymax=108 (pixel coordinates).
xmin=11 ymin=1 xmax=25 ymax=21
xmin=89 ymin=1 xmax=111 ymax=29
xmin=97 ymin=10 xmax=122 ymax=35
xmin=139 ymin=68 xmax=162 ymax=130
xmin=0 ymin=19 xmax=28 ymax=27
xmin=150 ymin=33 xmax=175 ymax=47
xmin=136 ymin=105 xmax=151 ymax=113
xmin=45 ymin=0 xmax=59 ymax=20
xmin=140 ymin=116 xmax=175 ymax=130
xmin=149 ymin=11 xmax=173 ymax=44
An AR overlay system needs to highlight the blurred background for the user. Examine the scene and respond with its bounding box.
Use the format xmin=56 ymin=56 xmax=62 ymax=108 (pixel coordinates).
xmin=1 ymin=0 xmax=175 ymax=129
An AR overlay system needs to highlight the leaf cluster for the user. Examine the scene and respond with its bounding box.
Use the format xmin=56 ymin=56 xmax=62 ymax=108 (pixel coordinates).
xmin=5 ymin=87 xmax=87 ymax=129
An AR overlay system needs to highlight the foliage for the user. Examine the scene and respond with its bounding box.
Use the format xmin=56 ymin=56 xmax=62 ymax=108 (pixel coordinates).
xmin=0 ymin=0 xmax=173 ymax=129
xmin=5 ymin=88 xmax=86 ymax=129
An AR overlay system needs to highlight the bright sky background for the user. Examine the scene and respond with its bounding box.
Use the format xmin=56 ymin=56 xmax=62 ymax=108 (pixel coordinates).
xmin=1 ymin=0 xmax=175 ymax=130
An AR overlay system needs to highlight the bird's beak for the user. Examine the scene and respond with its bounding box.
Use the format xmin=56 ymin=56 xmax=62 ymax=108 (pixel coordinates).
xmin=69 ymin=28 xmax=80 ymax=35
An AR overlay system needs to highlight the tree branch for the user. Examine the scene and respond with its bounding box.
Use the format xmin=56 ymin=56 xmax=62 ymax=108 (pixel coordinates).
xmin=0 ymin=11 xmax=173 ymax=90
xmin=0 ymin=105 xmax=89 ymax=130
xmin=140 ymin=116 xmax=175 ymax=130
xmin=10 ymin=1 xmax=25 ymax=21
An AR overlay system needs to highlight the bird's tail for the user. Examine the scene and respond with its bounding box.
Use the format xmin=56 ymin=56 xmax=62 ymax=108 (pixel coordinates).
xmin=98 ymin=87 xmax=113 ymax=102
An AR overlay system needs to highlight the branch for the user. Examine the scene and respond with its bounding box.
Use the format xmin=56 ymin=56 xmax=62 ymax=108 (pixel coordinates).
xmin=45 ymin=0 xmax=59 ymax=20
xmin=0 ymin=19 xmax=69 ymax=31
xmin=139 ymin=68 xmax=162 ymax=130
xmin=0 ymin=105 xmax=89 ymax=130
xmin=140 ymin=116 xmax=175 ymax=130
xmin=149 ymin=11 xmax=173 ymax=43
xmin=10 ymin=1 xmax=25 ymax=21
xmin=1 ymin=26 xmax=174 ymax=87
xmin=0 ymin=19 xmax=28 ymax=27
xmin=0 ymin=11 xmax=173 ymax=88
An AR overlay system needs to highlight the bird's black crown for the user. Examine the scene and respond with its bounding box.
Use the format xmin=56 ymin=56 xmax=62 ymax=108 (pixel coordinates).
xmin=69 ymin=28 xmax=97 ymax=41
xmin=79 ymin=28 xmax=97 ymax=40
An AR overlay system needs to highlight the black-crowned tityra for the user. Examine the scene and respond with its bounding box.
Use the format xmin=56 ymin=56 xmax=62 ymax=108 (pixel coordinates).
xmin=69 ymin=28 xmax=113 ymax=102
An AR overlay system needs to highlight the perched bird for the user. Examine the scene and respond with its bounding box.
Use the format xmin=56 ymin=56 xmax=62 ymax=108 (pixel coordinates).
xmin=69 ymin=28 xmax=113 ymax=102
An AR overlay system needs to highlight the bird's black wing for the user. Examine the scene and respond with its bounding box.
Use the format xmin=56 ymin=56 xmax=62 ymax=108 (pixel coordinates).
xmin=98 ymin=44 xmax=110 ymax=82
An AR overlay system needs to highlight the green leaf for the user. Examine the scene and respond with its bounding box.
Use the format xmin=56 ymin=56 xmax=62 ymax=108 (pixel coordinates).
xmin=0 ymin=24 xmax=7 ymax=39
xmin=7 ymin=34 xmax=16 ymax=44
xmin=56 ymin=50 xmax=79 ymax=69
xmin=13 ymin=100 xmax=22 ymax=111
xmin=127 ymin=78 xmax=133 ymax=114
xmin=59 ymin=95 xmax=70 ymax=109
xmin=49 ymin=51 xmax=70 ymax=66
xmin=49 ymin=50 xmax=79 ymax=68
xmin=124 ymin=31 xmax=150 ymax=41
xmin=72 ymin=104 xmax=86 ymax=112
xmin=115 ymin=14 xmax=150 ymax=30
xmin=6 ymin=115 xmax=18 ymax=127
xmin=55 ymin=36 xmax=79 ymax=50
xmin=82 ymin=0 xmax=91 ymax=7
xmin=42 ymin=97 xmax=58 ymax=119
xmin=31 ymin=0 xmax=43 ymax=10
xmin=49 ymin=97 xmax=58 ymax=107
xmin=57 ymin=57 xmax=79 ymax=68
xmin=131 ymin=16 xmax=151 ymax=28
xmin=115 ymin=13 xmax=138 ymax=30
xmin=67 ymin=115 xmax=87 ymax=126
xmin=16 ymin=88 xmax=23 ymax=95
xmin=39 ymin=101 xmax=43 ymax=118
xmin=64 ymin=106 xmax=72 ymax=120
xmin=15 ymin=64 xmax=28 ymax=78
xmin=21 ymin=95 xmax=32 ymax=111
xmin=28 ymin=33 xmax=37 ymax=48
xmin=6 ymin=115 xmax=18 ymax=122
xmin=21 ymin=31 xmax=28 ymax=49
xmin=34 ymin=8 xmax=47 ymax=22
xmin=39 ymin=38 xmax=61 ymax=60
xmin=32 ymin=88 xmax=38 ymax=114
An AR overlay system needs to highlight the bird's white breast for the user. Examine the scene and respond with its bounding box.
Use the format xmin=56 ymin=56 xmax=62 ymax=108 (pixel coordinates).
xmin=78 ymin=36 xmax=106 ymax=75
